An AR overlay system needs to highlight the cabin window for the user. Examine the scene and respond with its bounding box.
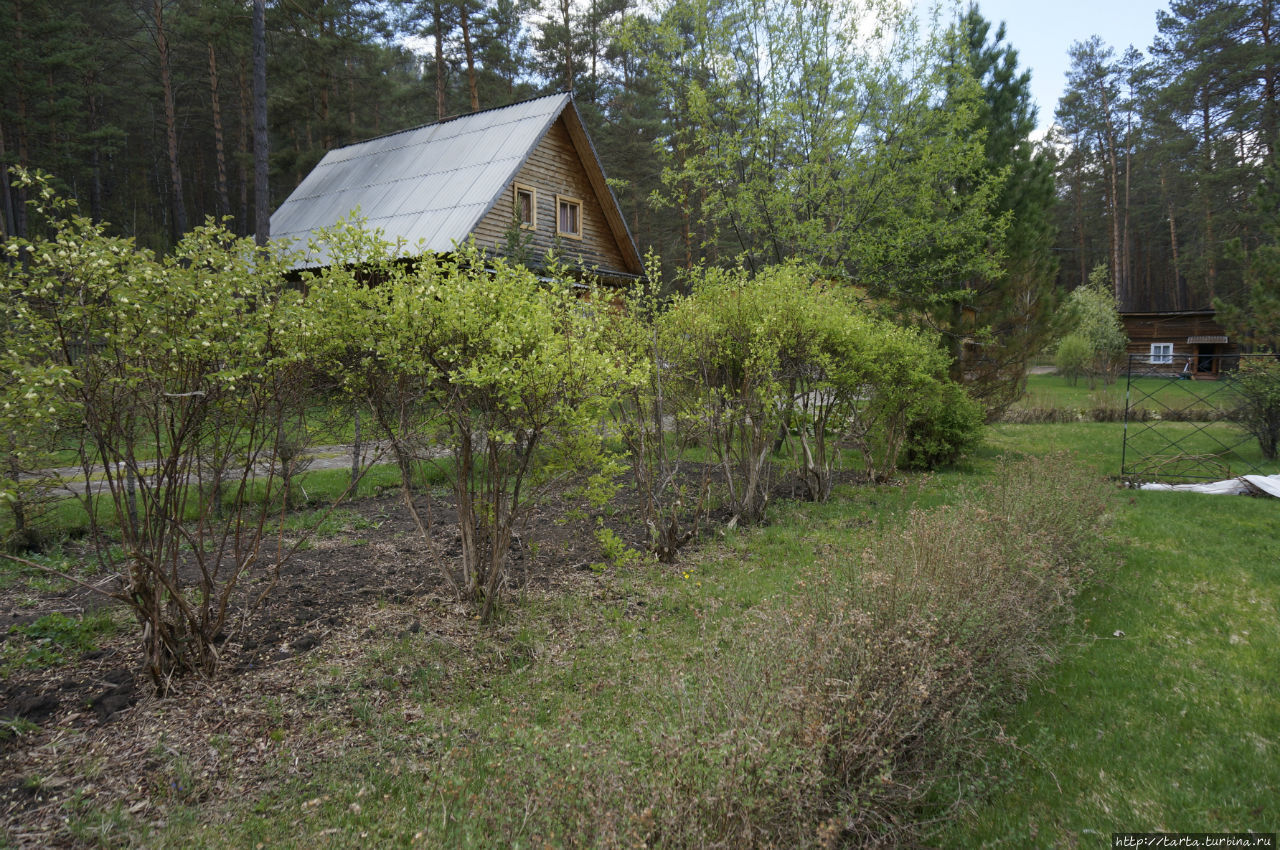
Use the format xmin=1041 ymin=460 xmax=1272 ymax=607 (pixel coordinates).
xmin=1149 ymin=342 xmax=1173 ymax=364
xmin=556 ymin=195 xmax=582 ymax=239
xmin=514 ymin=184 xmax=536 ymax=230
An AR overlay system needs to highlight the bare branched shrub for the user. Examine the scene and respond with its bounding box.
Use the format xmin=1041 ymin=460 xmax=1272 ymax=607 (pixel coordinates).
xmin=610 ymin=265 xmax=710 ymax=561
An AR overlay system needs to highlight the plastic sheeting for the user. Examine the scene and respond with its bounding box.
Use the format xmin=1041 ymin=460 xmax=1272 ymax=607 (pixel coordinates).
xmin=1138 ymin=474 xmax=1280 ymax=498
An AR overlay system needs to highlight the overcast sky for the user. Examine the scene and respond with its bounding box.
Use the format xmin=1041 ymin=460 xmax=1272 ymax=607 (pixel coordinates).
xmin=953 ymin=0 xmax=1170 ymax=136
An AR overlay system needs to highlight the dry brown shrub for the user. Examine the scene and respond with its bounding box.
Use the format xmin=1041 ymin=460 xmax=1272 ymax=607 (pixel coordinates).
xmin=496 ymin=454 xmax=1110 ymax=848
xmin=777 ymin=453 xmax=1110 ymax=845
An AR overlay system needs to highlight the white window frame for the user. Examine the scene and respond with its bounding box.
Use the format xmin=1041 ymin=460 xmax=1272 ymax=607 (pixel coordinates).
xmin=1149 ymin=342 xmax=1173 ymax=364
xmin=555 ymin=194 xmax=583 ymax=240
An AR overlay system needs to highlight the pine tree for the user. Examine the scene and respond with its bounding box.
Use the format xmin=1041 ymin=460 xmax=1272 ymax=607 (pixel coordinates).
xmin=940 ymin=4 xmax=1059 ymax=414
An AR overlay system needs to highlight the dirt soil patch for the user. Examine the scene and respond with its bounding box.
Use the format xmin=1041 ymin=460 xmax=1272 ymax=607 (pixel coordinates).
xmin=0 ymin=462 xmax=841 ymax=845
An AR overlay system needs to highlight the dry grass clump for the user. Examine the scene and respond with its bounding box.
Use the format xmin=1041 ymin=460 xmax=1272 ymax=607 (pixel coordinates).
xmin=484 ymin=455 xmax=1110 ymax=848
xmin=792 ymin=453 xmax=1111 ymax=844
xmin=1002 ymin=404 xmax=1224 ymax=423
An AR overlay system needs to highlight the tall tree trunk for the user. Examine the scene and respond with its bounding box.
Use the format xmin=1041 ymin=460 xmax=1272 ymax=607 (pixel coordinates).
xmin=460 ymin=4 xmax=479 ymax=111
xmin=1100 ymin=111 xmax=1121 ymax=300
xmin=11 ymin=0 xmax=31 ymax=240
xmin=253 ymin=0 xmax=270 ymax=247
xmin=560 ymin=0 xmax=574 ymax=91
xmin=347 ymin=59 xmax=356 ymax=137
xmin=1160 ymin=168 xmax=1185 ymax=309
xmin=433 ymin=1 xmax=447 ymax=121
xmin=153 ymin=0 xmax=188 ymax=240
xmin=1122 ymin=125 xmax=1132 ymax=304
xmin=0 ymin=122 xmax=15 ymax=245
xmin=237 ymin=63 xmax=251 ymax=236
xmin=208 ymin=42 xmax=231 ymax=219
xmin=87 ymin=88 xmax=103 ymax=223
xmin=1261 ymin=0 xmax=1277 ymax=162
xmin=1201 ymin=91 xmax=1215 ymax=301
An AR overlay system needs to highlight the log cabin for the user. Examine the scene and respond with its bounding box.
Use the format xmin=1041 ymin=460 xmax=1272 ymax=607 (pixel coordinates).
xmin=1120 ymin=310 xmax=1240 ymax=378
xmin=270 ymin=92 xmax=642 ymax=283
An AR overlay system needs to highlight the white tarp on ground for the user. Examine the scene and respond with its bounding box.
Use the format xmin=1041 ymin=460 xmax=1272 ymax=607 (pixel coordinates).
xmin=1138 ymin=474 xmax=1280 ymax=498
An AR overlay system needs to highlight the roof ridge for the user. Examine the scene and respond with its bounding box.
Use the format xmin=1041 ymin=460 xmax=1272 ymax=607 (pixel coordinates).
xmin=328 ymin=91 xmax=571 ymax=152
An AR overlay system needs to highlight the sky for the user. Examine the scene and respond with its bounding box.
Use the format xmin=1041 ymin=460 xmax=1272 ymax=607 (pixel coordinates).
xmin=951 ymin=0 xmax=1171 ymax=138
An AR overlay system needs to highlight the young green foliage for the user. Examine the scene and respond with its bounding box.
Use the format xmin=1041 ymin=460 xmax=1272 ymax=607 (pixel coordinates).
xmin=1229 ymin=357 xmax=1280 ymax=460
xmin=2 ymin=170 xmax=311 ymax=685
xmin=303 ymin=229 xmax=637 ymax=621
xmin=1054 ymin=264 xmax=1128 ymax=388
xmin=655 ymin=263 xmax=968 ymax=527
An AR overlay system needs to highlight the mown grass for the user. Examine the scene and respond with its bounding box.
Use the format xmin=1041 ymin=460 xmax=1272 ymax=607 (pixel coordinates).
xmin=932 ymin=438 xmax=1280 ymax=844
xmin=1016 ymin=373 xmax=1231 ymax=413
xmin=985 ymin=421 xmax=1280 ymax=480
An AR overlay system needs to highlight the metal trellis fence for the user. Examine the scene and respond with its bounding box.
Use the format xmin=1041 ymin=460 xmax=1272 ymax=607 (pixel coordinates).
xmin=1120 ymin=353 xmax=1272 ymax=482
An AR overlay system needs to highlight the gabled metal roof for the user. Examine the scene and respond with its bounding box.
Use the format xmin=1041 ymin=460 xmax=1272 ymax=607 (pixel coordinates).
xmin=271 ymin=93 xmax=574 ymax=269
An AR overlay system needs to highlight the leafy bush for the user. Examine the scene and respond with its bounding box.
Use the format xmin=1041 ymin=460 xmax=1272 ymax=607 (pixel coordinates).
xmin=1053 ymin=332 xmax=1093 ymax=386
xmin=1229 ymin=356 xmax=1280 ymax=460
xmin=304 ymin=232 xmax=634 ymax=621
xmin=900 ymin=379 xmax=985 ymax=470
xmin=2 ymin=171 xmax=314 ymax=685
xmin=651 ymin=263 xmax=951 ymax=526
xmin=1053 ymin=265 xmax=1127 ymax=388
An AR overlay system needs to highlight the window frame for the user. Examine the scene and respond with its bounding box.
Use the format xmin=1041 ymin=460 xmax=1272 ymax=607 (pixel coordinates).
xmin=555 ymin=194 xmax=583 ymax=240
xmin=514 ymin=183 xmax=537 ymax=231
xmin=1149 ymin=342 xmax=1173 ymax=364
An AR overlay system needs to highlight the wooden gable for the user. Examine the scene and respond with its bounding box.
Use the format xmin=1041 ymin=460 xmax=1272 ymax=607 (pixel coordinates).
xmin=470 ymin=115 xmax=641 ymax=279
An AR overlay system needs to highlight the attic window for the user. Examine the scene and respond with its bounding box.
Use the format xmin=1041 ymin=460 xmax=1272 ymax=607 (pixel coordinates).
xmin=556 ymin=195 xmax=582 ymax=240
xmin=514 ymin=184 xmax=536 ymax=230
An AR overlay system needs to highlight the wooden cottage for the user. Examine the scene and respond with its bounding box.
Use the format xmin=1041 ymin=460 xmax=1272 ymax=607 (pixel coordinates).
xmin=1120 ymin=310 xmax=1240 ymax=378
xmin=270 ymin=92 xmax=642 ymax=282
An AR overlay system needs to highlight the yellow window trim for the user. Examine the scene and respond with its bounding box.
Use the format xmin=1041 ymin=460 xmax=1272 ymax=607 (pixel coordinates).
xmin=514 ymin=183 xmax=537 ymax=231
xmin=555 ymin=194 xmax=583 ymax=240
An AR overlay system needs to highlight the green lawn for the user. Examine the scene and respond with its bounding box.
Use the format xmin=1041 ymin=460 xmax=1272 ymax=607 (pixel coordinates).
xmin=1018 ymin=373 xmax=1239 ymax=416
xmin=935 ymin=488 xmax=1280 ymax=843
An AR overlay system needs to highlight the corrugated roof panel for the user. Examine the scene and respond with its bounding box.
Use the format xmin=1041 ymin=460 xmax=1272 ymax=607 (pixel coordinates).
xmin=418 ymin=204 xmax=486 ymax=252
xmin=457 ymin=129 xmax=507 ymax=164
xmin=399 ymin=210 xmax=445 ymax=247
xmin=395 ymin=177 xmax=449 ymax=218
xmin=376 ymin=179 xmax=424 ymax=219
xmin=418 ymin=134 xmax=470 ymax=175
xmin=357 ymin=184 xmax=405 ymax=221
xmin=288 ymin=160 xmax=341 ymax=199
xmin=434 ymin=163 xmax=490 ymax=207
xmin=270 ymin=93 xmax=574 ymax=268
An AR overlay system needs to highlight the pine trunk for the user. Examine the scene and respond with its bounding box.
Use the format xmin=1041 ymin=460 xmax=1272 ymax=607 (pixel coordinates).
xmin=153 ymin=0 xmax=187 ymax=239
xmin=208 ymin=42 xmax=231 ymax=219
xmin=253 ymin=0 xmax=270 ymax=246
xmin=433 ymin=1 xmax=447 ymax=121
xmin=461 ymin=7 xmax=479 ymax=111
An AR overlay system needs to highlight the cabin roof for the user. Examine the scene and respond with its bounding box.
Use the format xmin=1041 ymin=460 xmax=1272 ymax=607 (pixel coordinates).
xmin=270 ymin=92 xmax=640 ymax=273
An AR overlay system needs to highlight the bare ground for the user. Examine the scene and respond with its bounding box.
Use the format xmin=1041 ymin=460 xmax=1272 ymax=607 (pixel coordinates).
xmin=0 ymin=478 xmax=668 ymax=847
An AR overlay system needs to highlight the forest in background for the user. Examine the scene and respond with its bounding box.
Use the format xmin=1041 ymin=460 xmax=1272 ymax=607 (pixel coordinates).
xmin=1 ymin=0 xmax=1277 ymax=335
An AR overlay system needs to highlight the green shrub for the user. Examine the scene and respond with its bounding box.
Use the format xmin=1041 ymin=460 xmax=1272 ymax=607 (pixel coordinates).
xmin=900 ymin=379 xmax=985 ymax=470
xmin=1053 ymin=332 xmax=1093 ymax=386
xmin=1230 ymin=356 xmax=1280 ymax=460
